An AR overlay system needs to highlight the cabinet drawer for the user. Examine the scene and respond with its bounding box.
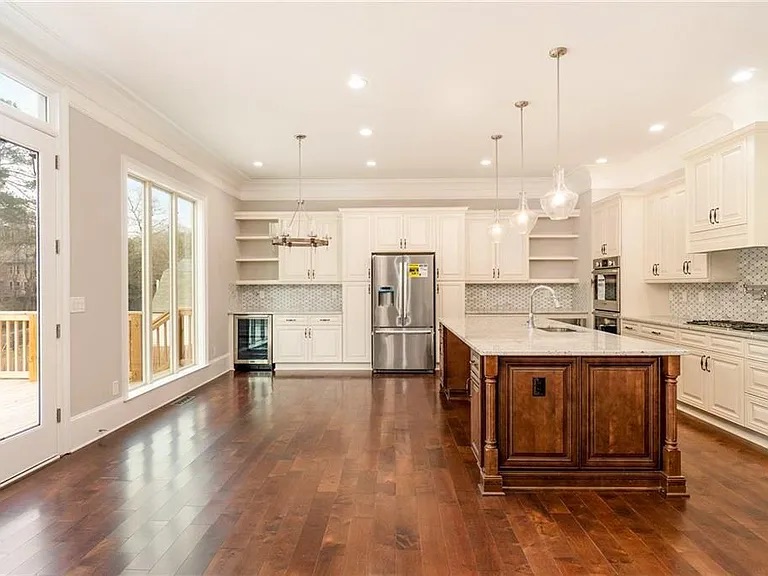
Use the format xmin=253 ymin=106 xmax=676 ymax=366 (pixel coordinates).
xmin=679 ymin=330 xmax=709 ymax=348
xmin=274 ymin=315 xmax=309 ymax=325
xmin=747 ymin=341 xmax=768 ymax=363
xmin=621 ymin=322 xmax=641 ymax=335
xmin=710 ymin=336 xmax=744 ymax=357
xmin=745 ymin=394 xmax=768 ymax=436
xmin=746 ymin=361 xmax=768 ymax=400
xmin=639 ymin=325 xmax=678 ymax=342
xmin=310 ymin=315 xmax=342 ymax=326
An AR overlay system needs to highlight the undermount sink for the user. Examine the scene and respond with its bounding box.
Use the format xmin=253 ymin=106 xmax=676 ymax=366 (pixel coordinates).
xmin=536 ymin=326 xmax=577 ymax=333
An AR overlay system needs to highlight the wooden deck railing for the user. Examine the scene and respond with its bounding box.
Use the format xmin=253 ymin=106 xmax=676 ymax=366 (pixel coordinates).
xmin=129 ymin=309 xmax=193 ymax=382
xmin=0 ymin=312 xmax=37 ymax=381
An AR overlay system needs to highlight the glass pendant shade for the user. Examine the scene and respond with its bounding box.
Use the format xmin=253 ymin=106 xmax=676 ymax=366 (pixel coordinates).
xmin=488 ymin=211 xmax=505 ymax=243
xmin=541 ymin=165 xmax=579 ymax=220
xmin=510 ymin=195 xmax=539 ymax=234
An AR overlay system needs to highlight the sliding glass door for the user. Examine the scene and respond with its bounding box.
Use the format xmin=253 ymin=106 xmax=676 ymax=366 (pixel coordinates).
xmin=0 ymin=114 xmax=58 ymax=485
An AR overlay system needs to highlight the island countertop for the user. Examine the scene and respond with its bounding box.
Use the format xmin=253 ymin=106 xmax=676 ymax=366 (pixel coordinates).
xmin=439 ymin=314 xmax=686 ymax=356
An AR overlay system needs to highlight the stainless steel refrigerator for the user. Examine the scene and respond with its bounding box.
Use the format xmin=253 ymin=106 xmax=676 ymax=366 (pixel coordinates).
xmin=371 ymin=252 xmax=436 ymax=372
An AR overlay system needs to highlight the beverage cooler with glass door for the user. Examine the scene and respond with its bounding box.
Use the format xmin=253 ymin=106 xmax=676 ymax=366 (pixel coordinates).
xmin=233 ymin=314 xmax=273 ymax=370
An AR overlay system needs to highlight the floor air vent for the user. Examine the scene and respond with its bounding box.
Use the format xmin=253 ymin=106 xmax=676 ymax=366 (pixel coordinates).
xmin=171 ymin=395 xmax=195 ymax=406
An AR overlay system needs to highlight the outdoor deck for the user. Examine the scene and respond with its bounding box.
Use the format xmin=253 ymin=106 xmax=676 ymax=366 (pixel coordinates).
xmin=0 ymin=379 xmax=38 ymax=440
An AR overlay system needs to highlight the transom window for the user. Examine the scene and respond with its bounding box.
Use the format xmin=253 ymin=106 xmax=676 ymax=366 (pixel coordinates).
xmin=126 ymin=174 xmax=198 ymax=390
xmin=0 ymin=72 xmax=48 ymax=122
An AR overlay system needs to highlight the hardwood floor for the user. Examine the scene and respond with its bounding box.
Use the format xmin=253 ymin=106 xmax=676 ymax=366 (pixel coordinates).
xmin=2 ymin=371 xmax=768 ymax=575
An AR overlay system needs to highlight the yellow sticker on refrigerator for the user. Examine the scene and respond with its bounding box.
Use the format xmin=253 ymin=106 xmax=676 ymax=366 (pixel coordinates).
xmin=408 ymin=263 xmax=429 ymax=278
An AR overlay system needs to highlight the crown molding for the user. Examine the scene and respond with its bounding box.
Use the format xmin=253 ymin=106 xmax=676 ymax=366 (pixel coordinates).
xmin=239 ymin=172 xmax=592 ymax=202
xmin=0 ymin=4 xmax=245 ymax=196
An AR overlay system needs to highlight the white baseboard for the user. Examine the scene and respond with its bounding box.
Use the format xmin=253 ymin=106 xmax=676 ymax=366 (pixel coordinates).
xmin=678 ymin=402 xmax=768 ymax=452
xmin=69 ymin=354 xmax=231 ymax=452
xmin=274 ymin=362 xmax=371 ymax=372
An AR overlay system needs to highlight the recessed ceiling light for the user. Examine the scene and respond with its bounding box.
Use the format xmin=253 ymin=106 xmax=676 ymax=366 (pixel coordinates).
xmin=595 ymin=157 xmax=608 ymax=164
xmin=348 ymin=74 xmax=368 ymax=90
xmin=480 ymin=159 xmax=492 ymax=166
xmin=252 ymin=161 xmax=263 ymax=167
xmin=366 ymin=160 xmax=377 ymax=167
xmin=359 ymin=127 xmax=373 ymax=137
xmin=731 ymin=68 xmax=756 ymax=84
xmin=649 ymin=123 xmax=665 ymax=133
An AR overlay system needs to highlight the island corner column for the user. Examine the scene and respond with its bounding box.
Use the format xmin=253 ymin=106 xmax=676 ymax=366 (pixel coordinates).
xmin=661 ymin=355 xmax=689 ymax=497
xmin=480 ymin=355 xmax=504 ymax=495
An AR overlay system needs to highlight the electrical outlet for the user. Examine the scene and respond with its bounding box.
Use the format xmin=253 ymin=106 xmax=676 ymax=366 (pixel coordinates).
xmin=70 ymin=296 xmax=86 ymax=313
xmin=112 ymin=380 xmax=119 ymax=395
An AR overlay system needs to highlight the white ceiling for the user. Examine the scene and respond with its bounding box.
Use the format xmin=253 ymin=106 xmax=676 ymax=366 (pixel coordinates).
xmin=9 ymin=1 xmax=768 ymax=181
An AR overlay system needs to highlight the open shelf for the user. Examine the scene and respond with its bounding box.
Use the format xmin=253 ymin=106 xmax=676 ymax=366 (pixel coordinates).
xmin=235 ymin=215 xmax=283 ymax=284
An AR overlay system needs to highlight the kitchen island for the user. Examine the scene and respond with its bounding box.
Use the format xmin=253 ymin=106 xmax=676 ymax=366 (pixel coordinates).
xmin=439 ymin=315 xmax=688 ymax=497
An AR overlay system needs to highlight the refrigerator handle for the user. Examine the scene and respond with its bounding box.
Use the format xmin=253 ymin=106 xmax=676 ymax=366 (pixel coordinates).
xmin=402 ymin=256 xmax=411 ymax=327
xmin=395 ymin=256 xmax=403 ymax=327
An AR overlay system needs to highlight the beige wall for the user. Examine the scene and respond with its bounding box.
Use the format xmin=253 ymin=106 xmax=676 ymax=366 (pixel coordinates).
xmin=69 ymin=109 xmax=237 ymax=416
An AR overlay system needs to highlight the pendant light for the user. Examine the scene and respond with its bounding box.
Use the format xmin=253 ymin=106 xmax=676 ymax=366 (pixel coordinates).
xmin=509 ymin=100 xmax=539 ymax=235
xmin=540 ymin=46 xmax=579 ymax=220
xmin=488 ymin=134 xmax=505 ymax=243
xmin=271 ymin=134 xmax=330 ymax=248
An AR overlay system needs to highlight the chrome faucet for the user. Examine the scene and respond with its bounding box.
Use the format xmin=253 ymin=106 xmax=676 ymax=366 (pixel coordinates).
xmin=528 ymin=285 xmax=562 ymax=328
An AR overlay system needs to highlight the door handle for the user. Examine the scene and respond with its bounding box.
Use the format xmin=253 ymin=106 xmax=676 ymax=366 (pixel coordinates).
xmin=714 ymin=207 xmax=720 ymax=224
xmin=705 ymin=356 xmax=711 ymax=372
xmin=709 ymin=208 xmax=714 ymax=225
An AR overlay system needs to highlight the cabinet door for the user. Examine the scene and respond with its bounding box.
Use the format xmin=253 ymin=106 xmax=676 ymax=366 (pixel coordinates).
xmin=497 ymin=229 xmax=527 ymax=281
xmin=465 ymin=216 xmax=496 ymax=282
xmin=437 ymin=282 xmax=465 ymax=320
xmin=341 ymin=213 xmax=372 ymax=282
xmin=470 ymin=375 xmax=483 ymax=464
xmin=688 ymin=156 xmax=715 ymax=233
xmin=679 ymin=351 xmax=707 ymax=409
xmin=373 ymin=214 xmax=403 ymax=251
xmin=602 ymin=200 xmax=621 ymax=257
xmin=274 ymin=326 xmax=308 ymax=362
xmin=403 ymin=213 xmax=435 ymax=250
xmin=643 ymin=193 xmax=661 ymax=280
xmin=709 ymin=353 xmax=744 ymax=424
xmin=591 ymin=205 xmax=604 ymax=259
xmin=311 ymin=216 xmax=340 ymax=281
xmin=436 ymin=213 xmax=465 ymax=280
xmin=716 ymin=141 xmax=748 ymax=229
xmin=656 ymin=190 xmax=677 ymax=278
xmin=309 ymin=326 xmax=342 ymax=363
xmin=685 ymin=253 xmax=710 ymax=279
xmin=342 ymin=283 xmax=371 ymax=363
xmin=278 ymin=245 xmax=310 ymax=282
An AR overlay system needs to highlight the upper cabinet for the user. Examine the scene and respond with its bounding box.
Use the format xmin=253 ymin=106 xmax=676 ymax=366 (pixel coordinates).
xmin=685 ymin=123 xmax=768 ymax=252
xmin=465 ymin=212 xmax=527 ymax=283
xmin=591 ymin=198 xmax=621 ymax=258
xmin=340 ymin=212 xmax=372 ymax=282
xmin=435 ymin=211 xmax=467 ymax=281
xmin=372 ymin=211 xmax=435 ymax=251
xmin=643 ymin=184 xmax=737 ymax=283
xmin=278 ymin=213 xmax=340 ymax=282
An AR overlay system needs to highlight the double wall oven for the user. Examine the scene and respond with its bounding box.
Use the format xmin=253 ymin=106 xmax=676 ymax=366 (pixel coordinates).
xmin=592 ymin=256 xmax=621 ymax=334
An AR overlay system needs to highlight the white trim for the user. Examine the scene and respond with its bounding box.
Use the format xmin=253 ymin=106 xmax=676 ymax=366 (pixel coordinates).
xmin=0 ymin=51 xmax=60 ymax=136
xmin=126 ymin=360 xmax=215 ymax=401
xmin=274 ymin=363 xmax=371 ymax=372
xmin=678 ymin=402 xmax=768 ymax=452
xmin=69 ymin=355 xmax=231 ymax=453
xmin=0 ymin=454 xmax=60 ymax=490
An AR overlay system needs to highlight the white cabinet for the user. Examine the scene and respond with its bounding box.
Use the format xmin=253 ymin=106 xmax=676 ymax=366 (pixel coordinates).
xmin=465 ymin=213 xmax=527 ymax=282
xmin=592 ymin=197 xmax=621 ymax=258
xmin=273 ymin=315 xmax=342 ymax=363
xmin=342 ymin=283 xmax=371 ymax=364
xmin=372 ymin=211 xmax=435 ymax=251
xmin=435 ymin=212 xmax=466 ymax=281
xmin=437 ymin=282 xmax=465 ymax=320
xmin=644 ymin=185 xmax=737 ymax=283
xmin=685 ymin=123 xmax=768 ymax=252
xmin=278 ymin=214 xmax=340 ymax=282
xmin=340 ymin=212 xmax=372 ymax=282
xmin=709 ymin=353 xmax=745 ymax=424
xmin=680 ymin=349 xmax=707 ymax=409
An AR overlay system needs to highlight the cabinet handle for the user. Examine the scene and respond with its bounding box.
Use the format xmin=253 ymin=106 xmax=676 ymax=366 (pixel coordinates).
xmin=714 ymin=207 xmax=720 ymax=224
xmin=309 ymin=327 xmax=313 ymax=338
xmin=436 ymin=284 xmax=440 ymax=294
xmin=285 ymin=318 xmax=297 ymax=322
xmin=312 ymin=270 xmax=316 ymax=279
xmin=709 ymin=208 xmax=714 ymax=225
xmin=304 ymin=328 xmax=308 ymax=338
xmin=319 ymin=318 xmax=331 ymax=322
xmin=367 ymin=268 xmax=371 ymax=279
xmin=700 ymin=355 xmax=705 ymax=370
xmin=367 ymin=285 xmax=371 ymax=294
xmin=437 ymin=267 xmax=440 ymax=279
xmin=307 ymin=269 xmax=311 ymax=279
xmin=404 ymin=238 xmax=407 ymax=249
xmin=625 ymin=326 xmax=635 ymax=331
xmin=705 ymin=356 xmax=711 ymax=372
xmin=650 ymin=330 xmax=661 ymax=336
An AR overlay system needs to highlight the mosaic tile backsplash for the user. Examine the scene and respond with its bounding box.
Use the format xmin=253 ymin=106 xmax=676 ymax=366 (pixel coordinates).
xmin=669 ymin=247 xmax=768 ymax=323
xmin=236 ymin=284 xmax=342 ymax=313
xmin=466 ymin=283 xmax=585 ymax=313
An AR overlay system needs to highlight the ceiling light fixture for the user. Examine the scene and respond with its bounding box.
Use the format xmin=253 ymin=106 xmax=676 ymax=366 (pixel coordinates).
xmin=480 ymin=159 xmax=492 ymax=167
xmin=253 ymin=161 xmax=263 ymax=167
xmin=347 ymin=74 xmax=368 ymax=90
xmin=595 ymin=157 xmax=608 ymax=164
xmin=541 ymin=47 xmax=579 ymax=220
xmin=270 ymin=134 xmax=330 ymax=248
xmin=509 ymin=101 xmax=538 ymax=235
xmin=359 ymin=127 xmax=373 ymax=137
xmin=488 ymin=134 xmax=505 ymax=243
xmin=649 ymin=123 xmax=665 ymax=133
xmin=731 ymin=68 xmax=755 ymax=84
xmin=366 ymin=160 xmax=377 ymax=167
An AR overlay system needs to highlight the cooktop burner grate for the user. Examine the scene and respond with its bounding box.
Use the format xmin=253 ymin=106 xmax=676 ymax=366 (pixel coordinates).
xmin=687 ymin=320 xmax=768 ymax=332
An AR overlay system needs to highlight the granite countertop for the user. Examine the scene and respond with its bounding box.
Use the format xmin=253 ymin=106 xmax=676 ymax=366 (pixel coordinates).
xmin=439 ymin=315 xmax=685 ymax=356
xmin=622 ymin=315 xmax=768 ymax=343
xmin=228 ymin=311 xmax=342 ymax=316
xmin=467 ymin=310 xmax=590 ymax=316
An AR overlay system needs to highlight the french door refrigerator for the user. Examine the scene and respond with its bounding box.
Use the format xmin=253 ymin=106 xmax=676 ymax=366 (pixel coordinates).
xmin=371 ymin=252 xmax=436 ymax=372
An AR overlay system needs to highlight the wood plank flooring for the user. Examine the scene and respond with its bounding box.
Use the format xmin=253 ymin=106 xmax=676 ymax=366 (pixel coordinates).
xmin=1 ymin=371 xmax=768 ymax=575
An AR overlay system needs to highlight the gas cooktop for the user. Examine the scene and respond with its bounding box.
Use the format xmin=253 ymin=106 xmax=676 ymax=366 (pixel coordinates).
xmin=687 ymin=320 xmax=768 ymax=332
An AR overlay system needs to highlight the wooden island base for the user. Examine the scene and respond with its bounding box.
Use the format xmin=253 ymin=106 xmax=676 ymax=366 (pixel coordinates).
xmin=440 ymin=325 xmax=689 ymax=498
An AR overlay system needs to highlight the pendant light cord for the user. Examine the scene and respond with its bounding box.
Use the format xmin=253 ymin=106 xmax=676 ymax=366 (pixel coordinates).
xmin=494 ymin=136 xmax=499 ymax=212
xmin=556 ymin=54 xmax=561 ymax=165
xmin=288 ymin=134 xmax=306 ymax=233
xmin=519 ymin=105 xmax=525 ymax=200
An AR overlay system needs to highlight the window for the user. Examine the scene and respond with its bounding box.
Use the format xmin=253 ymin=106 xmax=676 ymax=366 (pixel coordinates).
xmin=0 ymin=72 xmax=47 ymax=122
xmin=126 ymin=173 xmax=199 ymax=390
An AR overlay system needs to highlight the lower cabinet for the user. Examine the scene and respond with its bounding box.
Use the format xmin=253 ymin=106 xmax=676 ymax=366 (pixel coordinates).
xmin=342 ymin=283 xmax=371 ymax=363
xmin=680 ymin=349 xmax=708 ymax=409
xmin=709 ymin=353 xmax=744 ymax=424
xmin=273 ymin=315 xmax=342 ymax=363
